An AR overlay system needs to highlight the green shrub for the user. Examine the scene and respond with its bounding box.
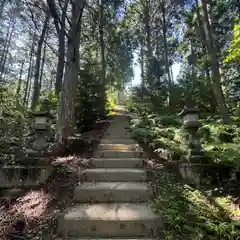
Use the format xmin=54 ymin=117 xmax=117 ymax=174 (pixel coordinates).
xmin=218 ymin=125 xmax=235 ymax=143
xmin=153 ymin=188 xmax=240 ymax=239
xmin=204 ymin=143 xmax=240 ymax=169
xmin=130 ymin=116 xmax=187 ymax=160
xmin=199 ymin=126 xmax=212 ymax=142
xmin=174 ymin=128 xmax=188 ymax=143
xmin=200 ymin=124 xmax=239 ymax=144
xmin=128 ymin=97 xmax=240 ymax=168
xmin=157 ymin=115 xmax=182 ymax=127
xmin=106 ymin=92 xmax=116 ymax=114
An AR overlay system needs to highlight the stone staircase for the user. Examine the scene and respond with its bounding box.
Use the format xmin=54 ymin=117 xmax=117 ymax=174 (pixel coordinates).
xmin=57 ymin=108 xmax=161 ymax=239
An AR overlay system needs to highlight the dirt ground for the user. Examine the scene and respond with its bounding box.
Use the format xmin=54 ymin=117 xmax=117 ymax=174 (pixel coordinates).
xmin=0 ymin=119 xmax=111 ymax=240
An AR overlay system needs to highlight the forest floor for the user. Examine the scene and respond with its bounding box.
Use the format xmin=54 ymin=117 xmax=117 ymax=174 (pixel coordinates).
xmin=0 ymin=118 xmax=111 ymax=240
xmin=141 ymin=141 xmax=240 ymax=239
xmin=1 ymin=109 xmax=240 ymax=239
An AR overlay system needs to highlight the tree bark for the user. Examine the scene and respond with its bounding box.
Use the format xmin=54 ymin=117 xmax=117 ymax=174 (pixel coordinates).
xmin=198 ymin=0 xmax=231 ymax=123
xmin=39 ymin=31 xmax=48 ymax=90
xmin=205 ymin=67 xmax=217 ymax=114
xmin=27 ymin=57 xmax=35 ymax=107
xmin=0 ymin=20 xmax=15 ymax=82
xmin=31 ymin=12 xmax=50 ymax=110
xmin=140 ymin=36 xmax=145 ymax=87
xmin=0 ymin=0 xmax=6 ymax=19
xmin=160 ymin=0 xmax=172 ymax=110
xmin=55 ymin=0 xmax=69 ymax=96
xmin=56 ymin=0 xmax=86 ymax=144
xmin=196 ymin=4 xmax=217 ymax=114
xmin=16 ymin=60 xmax=25 ymax=107
xmin=98 ymin=0 xmax=106 ymax=116
xmin=23 ymin=32 xmax=36 ymax=106
xmin=0 ymin=21 xmax=11 ymax=82
xmin=142 ymin=0 xmax=152 ymax=86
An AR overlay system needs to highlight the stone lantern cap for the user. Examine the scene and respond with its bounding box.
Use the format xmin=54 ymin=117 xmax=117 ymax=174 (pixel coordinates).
xmin=178 ymin=99 xmax=201 ymax=129
xmin=29 ymin=99 xmax=54 ymax=119
xmin=178 ymin=96 xmax=200 ymax=117
xmin=32 ymin=110 xmax=54 ymax=118
xmin=28 ymin=99 xmax=55 ymax=132
xmin=179 ymin=106 xmax=200 ymax=117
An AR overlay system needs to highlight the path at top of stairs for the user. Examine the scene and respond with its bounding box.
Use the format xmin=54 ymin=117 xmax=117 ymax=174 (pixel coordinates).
xmin=57 ymin=106 xmax=161 ymax=239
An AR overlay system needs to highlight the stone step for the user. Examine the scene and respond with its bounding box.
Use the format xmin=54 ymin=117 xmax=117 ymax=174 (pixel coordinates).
xmin=103 ymin=134 xmax=133 ymax=140
xmin=100 ymin=139 xmax=136 ymax=144
xmin=74 ymin=182 xmax=152 ymax=203
xmin=103 ymin=131 xmax=132 ymax=138
xmin=68 ymin=238 xmax=153 ymax=240
xmin=57 ymin=203 xmax=161 ymax=237
xmin=98 ymin=144 xmax=140 ymax=151
xmin=91 ymin=158 xmax=143 ymax=168
xmin=83 ymin=169 xmax=147 ymax=182
xmin=94 ymin=151 xmax=146 ymax=158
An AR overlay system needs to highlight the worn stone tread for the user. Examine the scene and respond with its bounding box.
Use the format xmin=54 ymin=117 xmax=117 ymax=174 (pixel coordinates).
xmin=73 ymin=238 xmax=154 ymax=240
xmin=90 ymin=158 xmax=143 ymax=168
xmin=75 ymin=182 xmax=149 ymax=190
xmin=57 ymin=203 xmax=160 ymax=237
xmin=83 ymin=168 xmax=147 ymax=182
xmin=57 ymin=106 xmax=160 ymax=238
xmin=100 ymin=139 xmax=136 ymax=144
xmin=74 ymin=182 xmax=152 ymax=202
xmin=63 ymin=203 xmax=158 ymax=220
xmin=57 ymin=238 xmax=154 ymax=240
xmin=94 ymin=150 xmax=146 ymax=158
xmin=98 ymin=144 xmax=140 ymax=151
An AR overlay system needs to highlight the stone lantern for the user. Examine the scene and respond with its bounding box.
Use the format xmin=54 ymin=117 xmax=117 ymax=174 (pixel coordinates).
xmin=179 ymin=98 xmax=204 ymax=162
xmin=31 ymin=99 xmax=54 ymax=151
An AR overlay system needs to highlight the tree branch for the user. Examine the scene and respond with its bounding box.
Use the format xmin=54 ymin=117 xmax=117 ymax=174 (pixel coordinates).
xmin=57 ymin=0 xmax=72 ymax=27
xmin=46 ymin=0 xmax=62 ymax=36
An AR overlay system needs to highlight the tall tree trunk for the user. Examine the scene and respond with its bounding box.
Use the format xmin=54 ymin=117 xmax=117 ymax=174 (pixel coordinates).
xmin=205 ymin=67 xmax=217 ymax=114
xmin=26 ymin=57 xmax=35 ymax=107
xmin=0 ymin=20 xmax=15 ymax=82
xmin=0 ymin=0 xmax=6 ymax=19
xmin=198 ymin=0 xmax=231 ymax=123
xmin=0 ymin=20 xmax=11 ymax=73
xmin=140 ymin=36 xmax=145 ymax=87
xmin=16 ymin=60 xmax=25 ymax=106
xmin=196 ymin=5 xmax=217 ymax=114
xmin=27 ymin=67 xmax=33 ymax=107
xmin=24 ymin=32 xmax=36 ymax=106
xmin=55 ymin=0 xmax=69 ymax=96
xmin=155 ymin=29 xmax=161 ymax=84
xmin=160 ymin=0 xmax=172 ymax=110
xmin=49 ymin=69 xmax=55 ymax=91
xmin=31 ymin=13 xmax=50 ymax=110
xmin=170 ymin=65 xmax=174 ymax=84
xmin=98 ymin=0 xmax=106 ymax=115
xmin=39 ymin=32 xmax=48 ymax=90
xmin=143 ymin=0 xmax=152 ymax=86
xmin=56 ymin=0 xmax=86 ymax=144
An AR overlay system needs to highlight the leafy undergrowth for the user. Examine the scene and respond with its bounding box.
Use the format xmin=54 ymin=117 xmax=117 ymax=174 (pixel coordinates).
xmin=0 ymin=119 xmax=111 ymax=240
xmin=128 ymin=101 xmax=240 ymax=168
xmin=146 ymin=158 xmax=240 ymax=240
xmin=128 ymin=100 xmax=240 ymax=239
xmin=130 ymin=114 xmax=187 ymax=161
